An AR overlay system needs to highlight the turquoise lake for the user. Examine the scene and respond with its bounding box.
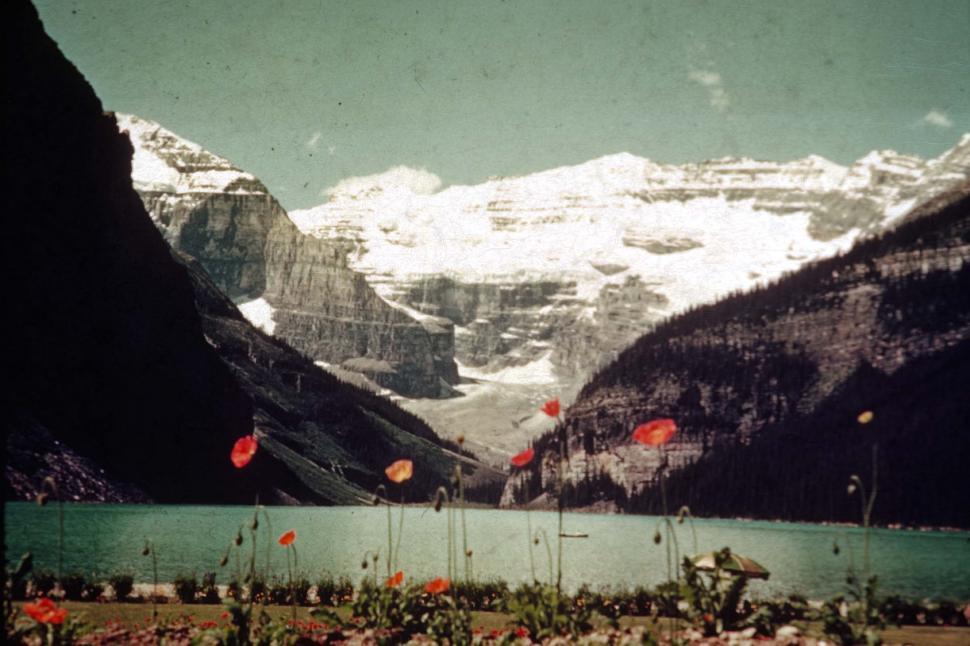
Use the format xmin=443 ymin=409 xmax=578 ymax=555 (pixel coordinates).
xmin=5 ymin=503 xmax=969 ymax=600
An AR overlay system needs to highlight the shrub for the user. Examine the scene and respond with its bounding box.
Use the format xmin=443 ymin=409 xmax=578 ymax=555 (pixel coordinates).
xmin=679 ymin=550 xmax=751 ymax=636
xmin=60 ymin=573 xmax=87 ymax=601
xmin=500 ymin=582 xmax=593 ymax=640
xmin=199 ymin=572 xmax=220 ymax=604
xmin=108 ymin=573 xmax=134 ymax=601
xmin=314 ymin=574 xmax=353 ymax=606
xmin=173 ymin=573 xmax=198 ymax=604
xmin=30 ymin=570 xmax=57 ymax=598
xmin=81 ymin=578 xmax=105 ymax=601
xmin=350 ymin=579 xmax=471 ymax=641
xmin=451 ymin=579 xmax=508 ymax=611
xmin=743 ymin=595 xmax=809 ymax=636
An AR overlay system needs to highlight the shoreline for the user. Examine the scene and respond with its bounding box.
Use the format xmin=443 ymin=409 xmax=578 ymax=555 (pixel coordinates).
xmin=7 ymin=499 xmax=969 ymax=534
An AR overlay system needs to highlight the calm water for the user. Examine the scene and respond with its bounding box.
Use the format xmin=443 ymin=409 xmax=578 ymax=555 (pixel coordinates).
xmin=5 ymin=503 xmax=969 ymax=600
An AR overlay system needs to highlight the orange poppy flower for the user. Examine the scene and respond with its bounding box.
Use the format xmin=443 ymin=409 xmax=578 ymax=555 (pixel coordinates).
xmin=386 ymin=571 xmax=404 ymax=588
xmin=385 ymin=459 xmax=413 ymax=484
xmin=510 ymin=447 xmax=535 ymax=468
xmin=278 ymin=529 xmax=296 ymax=546
xmin=424 ymin=577 xmax=450 ymax=594
xmin=230 ymin=435 xmax=258 ymax=468
xmin=632 ymin=418 xmax=677 ymax=446
xmin=540 ymin=398 xmax=560 ymax=418
xmin=23 ymin=598 xmax=68 ymax=625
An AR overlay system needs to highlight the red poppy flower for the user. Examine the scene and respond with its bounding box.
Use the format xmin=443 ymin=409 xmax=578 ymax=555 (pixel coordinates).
xmin=632 ymin=418 xmax=677 ymax=446
xmin=386 ymin=571 xmax=404 ymax=588
xmin=278 ymin=529 xmax=296 ymax=546
xmin=540 ymin=398 xmax=560 ymax=418
xmin=510 ymin=447 xmax=535 ymax=468
xmin=424 ymin=577 xmax=450 ymax=594
xmin=230 ymin=435 xmax=258 ymax=468
xmin=23 ymin=598 xmax=68 ymax=625
xmin=385 ymin=459 xmax=413 ymax=484
xmin=515 ymin=626 xmax=529 ymax=637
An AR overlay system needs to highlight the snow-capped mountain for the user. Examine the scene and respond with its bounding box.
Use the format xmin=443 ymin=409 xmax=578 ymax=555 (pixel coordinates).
xmin=291 ymin=136 xmax=969 ymax=458
xmin=118 ymin=114 xmax=460 ymax=398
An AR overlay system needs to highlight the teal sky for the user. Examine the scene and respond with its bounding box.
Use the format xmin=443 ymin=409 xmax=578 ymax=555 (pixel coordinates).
xmin=35 ymin=0 xmax=970 ymax=210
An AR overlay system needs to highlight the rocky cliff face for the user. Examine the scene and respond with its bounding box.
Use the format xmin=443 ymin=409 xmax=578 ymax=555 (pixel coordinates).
xmin=119 ymin=115 xmax=459 ymax=398
xmin=291 ymin=139 xmax=969 ymax=455
xmin=507 ymin=186 xmax=970 ymax=526
xmin=3 ymin=1 xmax=490 ymax=503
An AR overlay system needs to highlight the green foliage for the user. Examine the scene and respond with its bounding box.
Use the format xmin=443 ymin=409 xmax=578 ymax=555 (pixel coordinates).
xmin=81 ymin=578 xmax=104 ymax=601
xmin=678 ymin=548 xmax=749 ymax=636
xmin=266 ymin=575 xmax=311 ymax=606
xmin=200 ymin=572 xmax=221 ymax=604
xmin=451 ymin=579 xmax=509 ymax=611
xmin=173 ymin=573 xmax=198 ymax=604
xmin=349 ymin=579 xmax=471 ymax=641
xmin=314 ymin=574 xmax=353 ymax=606
xmin=742 ymin=595 xmax=809 ymax=636
xmin=4 ymin=553 xmax=33 ymax=638
xmin=59 ymin=572 xmax=87 ymax=601
xmin=500 ymin=581 xmax=592 ymax=641
xmin=819 ymin=576 xmax=889 ymax=645
xmin=108 ymin=573 xmax=134 ymax=601
xmin=30 ymin=570 xmax=57 ymax=597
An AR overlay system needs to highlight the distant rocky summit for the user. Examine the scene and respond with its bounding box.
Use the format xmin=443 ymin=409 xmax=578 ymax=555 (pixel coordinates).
xmin=291 ymin=136 xmax=969 ymax=455
xmin=118 ymin=114 xmax=459 ymax=398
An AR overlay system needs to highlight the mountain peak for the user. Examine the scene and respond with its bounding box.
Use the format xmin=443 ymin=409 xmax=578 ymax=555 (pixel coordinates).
xmin=117 ymin=113 xmax=266 ymax=195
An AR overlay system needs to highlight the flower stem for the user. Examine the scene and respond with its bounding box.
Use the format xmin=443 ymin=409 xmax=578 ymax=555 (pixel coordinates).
xmin=556 ymin=412 xmax=566 ymax=595
xmin=394 ymin=490 xmax=405 ymax=573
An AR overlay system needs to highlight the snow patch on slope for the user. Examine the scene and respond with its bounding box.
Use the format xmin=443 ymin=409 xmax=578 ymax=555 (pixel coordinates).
xmin=237 ymin=298 xmax=276 ymax=335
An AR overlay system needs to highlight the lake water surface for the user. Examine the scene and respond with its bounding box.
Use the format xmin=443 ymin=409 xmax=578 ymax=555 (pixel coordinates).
xmin=5 ymin=503 xmax=968 ymax=600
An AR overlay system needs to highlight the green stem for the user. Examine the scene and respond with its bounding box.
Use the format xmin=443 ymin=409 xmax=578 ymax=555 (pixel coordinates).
xmin=57 ymin=499 xmax=64 ymax=584
xmin=151 ymin=545 xmax=158 ymax=621
xmin=556 ymin=413 xmax=565 ymax=595
xmin=458 ymin=465 xmax=470 ymax=582
xmin=262 ymin=509 xmax=272 ymax=584
xmin=526 ymin=509 xmax=536 ymax=582
xmin=534 ymin=528 xmax=554 ymax=585
xmin=394 ymin=490 xmax=405 ymax=573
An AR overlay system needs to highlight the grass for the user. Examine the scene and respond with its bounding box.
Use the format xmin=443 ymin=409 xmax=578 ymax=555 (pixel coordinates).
xmin=16 ymin=602 xmax=969 ymax=645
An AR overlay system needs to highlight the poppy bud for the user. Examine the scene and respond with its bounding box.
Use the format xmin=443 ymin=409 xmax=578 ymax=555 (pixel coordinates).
xmin=361 ymin=560 xmax=368 ymax=570
xmin=533 ymin=537 xmax=540 ymax=545
xmin=653 ymin=530 xmax=662 ymax=545
xmin=36 ymin=492 xmax=48 ymax=507
xmin=832 ymin=541 xmax=840 ymax=555
xmin=435 ymin=498 xmax=443 ymax=513
xmin=235 ymin=532 xmax=243 ymax=546
xmin=251 ymin=514 xmax=259 ymax=531
xmin=847 ymin=483 xmax=857 ymax=495
xmin=466 ymin=549 xmax=473 ymax=558
xmin=220 ymin=555 xmax=229 ymax=567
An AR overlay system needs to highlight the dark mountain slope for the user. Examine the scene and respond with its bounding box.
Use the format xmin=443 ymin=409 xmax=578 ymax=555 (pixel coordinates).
xmin=177 ymin=251 xmax=501 ymax=503
xmin=2 ymin=0 xmax=500 ymax=504
xmin=510 ymin=186 xmax=970 ymax=526
xmin=4 ymin=0 xmax=253 ymax=503
xmin=631 ymin=338 xmax=970 ymax=527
